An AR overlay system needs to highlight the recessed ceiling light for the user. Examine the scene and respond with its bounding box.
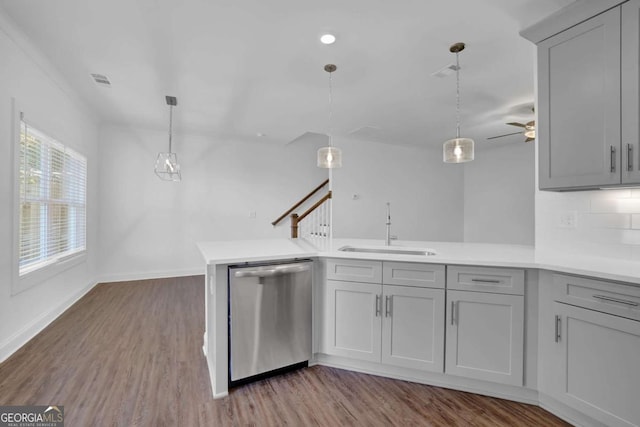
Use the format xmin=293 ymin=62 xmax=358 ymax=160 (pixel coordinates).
xmin=320 ymin=34 xmax=336 ymax=45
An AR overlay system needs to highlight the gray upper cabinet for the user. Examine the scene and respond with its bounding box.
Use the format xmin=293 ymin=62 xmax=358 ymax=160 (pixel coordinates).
xmin=538 ymin=6 xmax=622 ymax=190
xmin=622 ymin=1 xmax=640 ymax=184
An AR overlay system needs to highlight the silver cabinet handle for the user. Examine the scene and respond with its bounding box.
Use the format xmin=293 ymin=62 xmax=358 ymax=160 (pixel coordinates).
xmin=628 ymin=144 xmax=633 ymax=171
xmin=555 ymin=315 xmax=561 ymax=343
xmin=385 ymin=295 xmax=392 ymax=317
xmin=592 ymin=294 xmax=639 ymax=307
xmin=375 ymin=295 xmax=381 ymax=317
xmin=451 ymin=301 xmax=456 ymax=325
xmin=611 ymin=145 xmax=616 ymax=172
xmin=471 ymin=278 xmax=500 ymax=284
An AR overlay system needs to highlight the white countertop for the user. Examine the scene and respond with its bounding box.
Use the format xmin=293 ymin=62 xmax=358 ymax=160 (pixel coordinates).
xmin=197 ymin=238 xmax=640 ymax=285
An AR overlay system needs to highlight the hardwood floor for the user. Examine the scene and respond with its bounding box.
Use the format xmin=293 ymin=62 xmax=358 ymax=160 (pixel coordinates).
xmin=0 ymin=276 xmax=571 ymax=426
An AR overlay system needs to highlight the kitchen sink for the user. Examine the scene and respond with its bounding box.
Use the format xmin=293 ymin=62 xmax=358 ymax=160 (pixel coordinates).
xmin=338 ymin=245 xmax=436 ymax=256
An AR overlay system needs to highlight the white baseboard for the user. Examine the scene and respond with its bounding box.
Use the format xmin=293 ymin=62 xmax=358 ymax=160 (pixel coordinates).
xmin=538 ymin=393 xmax=603 ymax=427
xmin=202 ymin=332 xmax=207 ymax=357
xmin=0 ymin=279 xmax=98 ymax=364
xmin=212 ymin=390 xmax=229 ymax=399
xmin=98 ymin=268 xmax=204 ymax=284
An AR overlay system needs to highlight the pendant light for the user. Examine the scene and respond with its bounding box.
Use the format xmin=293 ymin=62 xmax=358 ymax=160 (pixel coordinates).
xmin=317 ymin=64 xmax=342 ymax=168
xmin=443 ymin=42 xmax=474 ymax=163
xmin=155 ymin=96 xmax=182 ymax=181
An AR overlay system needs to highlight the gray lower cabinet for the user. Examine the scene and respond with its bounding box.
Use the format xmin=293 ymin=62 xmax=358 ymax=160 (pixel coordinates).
xmin=445 ymin=265 xmax=526 ymax=386
xmin=445 ymin=290 xmax=524 ymax=386
xmin=325 ymin=280 xmax=382 ymax=362
xmin=536 ymin=0 xmax=640 ymax=190
xmin=548 ymin=302 xmax=640 ymax=427
xmin=381 ymin=284 xmax=445 ymax=372
xmin=324 ymin=260 xmax=526 ymax=385
xmin=540 ymin=272 xmax=640 ymax=427
xmin=323 ymin=259 xmax=445 ymax=373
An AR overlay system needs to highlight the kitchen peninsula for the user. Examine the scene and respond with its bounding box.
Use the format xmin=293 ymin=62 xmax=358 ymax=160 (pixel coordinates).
xmin=198 ymin=238 xmax=640 ymax=427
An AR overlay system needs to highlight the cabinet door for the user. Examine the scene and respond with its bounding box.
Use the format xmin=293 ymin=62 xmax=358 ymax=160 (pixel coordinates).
xmin=550 ymin=303 xmax=640 ymax=427
xmin=446 ymin=290 xmax=524 ymax=386
xmin=325 ymin=280 xmax=382 ymax=362
xmin=622 ymin=0 xmax=640 ymax=184
xmin=538 ymin=7 xmax=621 ymax=190
xmin=381 ymin=285 xmax=445 ymax=372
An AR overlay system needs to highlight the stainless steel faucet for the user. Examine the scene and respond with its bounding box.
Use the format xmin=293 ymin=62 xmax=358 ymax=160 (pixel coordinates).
xmin=385 ymin=202 xmax=391 ymax=246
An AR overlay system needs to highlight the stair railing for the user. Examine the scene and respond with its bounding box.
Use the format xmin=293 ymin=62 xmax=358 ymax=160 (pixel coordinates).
xmin=290 ymin=191 xmax=332 ymax=239
xmin=272 ymin=179 xmax=332 ymax=240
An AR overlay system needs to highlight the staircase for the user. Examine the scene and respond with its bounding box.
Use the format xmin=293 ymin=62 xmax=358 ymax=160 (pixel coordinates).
xmin=272 ymin=179 xmax=332 ymax=244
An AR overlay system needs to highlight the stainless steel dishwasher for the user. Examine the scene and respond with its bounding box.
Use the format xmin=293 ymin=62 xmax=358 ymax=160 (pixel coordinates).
xmin=228 ymin=259 xmax=312 ymax=386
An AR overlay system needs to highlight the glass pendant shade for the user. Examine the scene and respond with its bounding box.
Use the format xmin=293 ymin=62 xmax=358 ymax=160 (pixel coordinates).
xmin=155 ymin=96 xmax=181 ymax=181
xmin=317 ymin=64 xmax=342 ymax=169
xmin=317 ymin=146 xmax=342 ymax=168
xmin=443 ymin=137 xmax=474 ymax=163
xmin=155 ymin=152 xmax=181 ymax=181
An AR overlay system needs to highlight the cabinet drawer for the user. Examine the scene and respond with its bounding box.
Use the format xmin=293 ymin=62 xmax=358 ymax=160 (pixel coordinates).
xmin=552 ymin=273 xmax=640 ymax=322
xmin=326 ymin=259 xmax=382 ymax=283
xmin=447 ymin=266 xmax=525 ymax=295
xmin=383 ymin=262 xmax=445 ymax=288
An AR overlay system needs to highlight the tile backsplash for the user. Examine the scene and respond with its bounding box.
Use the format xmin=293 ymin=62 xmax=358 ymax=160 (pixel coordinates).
xmin=536 ymin=189 xmax=640 ymax=261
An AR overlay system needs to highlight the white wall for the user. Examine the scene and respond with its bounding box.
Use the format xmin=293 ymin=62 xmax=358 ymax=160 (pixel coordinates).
xmin=98 ymin=131 xmax=467 ymax=280
xmin=331 ymin=138 xmax=465 ymax=242
xmin=98 ymin=125 xmax=328 ymax=280
xmin=464 ymin=142 xmax=535 ymax=245
xmin=0 ymin=13 xmax=99 ymax=361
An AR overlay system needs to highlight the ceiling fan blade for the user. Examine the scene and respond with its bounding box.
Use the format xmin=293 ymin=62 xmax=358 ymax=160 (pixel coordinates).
xmin=506 ymin=122 xmax=527 ymax=128
xmin=486 ymin=131 xmax=524 ymax=140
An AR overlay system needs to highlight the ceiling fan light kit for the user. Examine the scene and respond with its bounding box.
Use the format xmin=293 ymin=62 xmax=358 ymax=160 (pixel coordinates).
xmin=443 ymin=42 xmax=474 ymax=163
xmin=317 ymin=64 xmax=343 ymax=169
xmin=523 ymin=121 xmax=536 ymax=140
xmin=154 ymin=95 xmax=182 ymax=181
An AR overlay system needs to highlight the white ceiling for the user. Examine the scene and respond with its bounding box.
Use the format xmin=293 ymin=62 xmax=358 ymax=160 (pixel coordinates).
xmin=0 ymin=0 xmax=573 ymax=148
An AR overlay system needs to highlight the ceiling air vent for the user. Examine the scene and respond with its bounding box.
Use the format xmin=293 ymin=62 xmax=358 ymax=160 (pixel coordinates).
xmin=431 ymin=64 xmax=459 ymax=78
xmin=91 ymin=73 xmax=111 ymax=87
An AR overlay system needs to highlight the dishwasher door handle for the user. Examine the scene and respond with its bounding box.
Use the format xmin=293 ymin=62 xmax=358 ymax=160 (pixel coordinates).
xmin=233 ymin=263 xmax=311 ymax=278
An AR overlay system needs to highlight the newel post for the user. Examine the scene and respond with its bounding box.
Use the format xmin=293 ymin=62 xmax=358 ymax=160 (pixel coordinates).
xmin=290 ymin=213 xmax=299 ymax=238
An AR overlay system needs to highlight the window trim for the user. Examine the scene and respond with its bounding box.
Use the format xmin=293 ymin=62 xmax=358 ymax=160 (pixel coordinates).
xmin=11 ymin=99 xmax=88 ymax=295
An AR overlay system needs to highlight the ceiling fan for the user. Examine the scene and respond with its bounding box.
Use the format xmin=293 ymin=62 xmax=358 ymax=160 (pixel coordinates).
xmin=487 ymin=105 xmax=536 ymax=143
xmin=487 ymin=120 xmax=536 ymax=143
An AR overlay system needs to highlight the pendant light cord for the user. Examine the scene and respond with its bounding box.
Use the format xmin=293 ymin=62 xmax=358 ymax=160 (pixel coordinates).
xmin=328 ymin=70 xmax=333 ymax=147
xmin=455 ymin=51 xmax=460 ymax=139
xmin=168 ymin=105 xmax=173 ymax=154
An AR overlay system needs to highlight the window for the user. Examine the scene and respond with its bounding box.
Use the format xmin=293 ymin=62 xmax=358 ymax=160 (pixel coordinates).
xmin=18 ymin=113 xmax=87 ymax=277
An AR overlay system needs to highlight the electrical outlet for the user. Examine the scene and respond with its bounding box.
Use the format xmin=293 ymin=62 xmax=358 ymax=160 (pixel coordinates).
xmin=558 ymin=211 xmax=578 ymax=228
xmin=249 ymin=211 xmax=257 ymax=219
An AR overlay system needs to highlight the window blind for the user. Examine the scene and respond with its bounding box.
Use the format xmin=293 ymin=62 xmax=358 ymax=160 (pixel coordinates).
xmin=19 ymin=115 xmax=87 ymax=276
